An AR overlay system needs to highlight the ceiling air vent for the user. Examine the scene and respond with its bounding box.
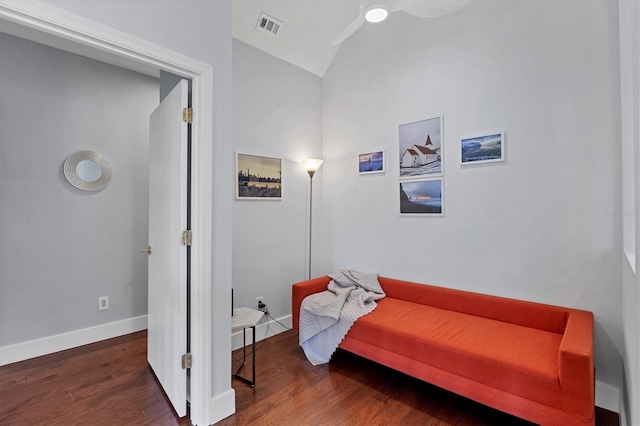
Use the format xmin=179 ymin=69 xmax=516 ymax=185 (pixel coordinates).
xmin=256 ymin=12 xmax=282 ymax=37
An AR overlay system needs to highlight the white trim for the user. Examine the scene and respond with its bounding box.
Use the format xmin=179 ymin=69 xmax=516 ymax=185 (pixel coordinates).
xmin=0 ymin=2 xmax=217 ymax=425
xmin=625 ymin=249 xmax=636 ymax=273
xmin=620 ymin=400 xmax=627 ymax=426
xmin=0 ymin=316 xmax=147 ymax=366
xmin=596 ymin=380 xmax=621 ymax=414
xmin=232 ymin=314 xmax=292 ymax=351
xmin=189 ymin=67 xmax=218 ymax=426
xmin=210 ymin=389 xmax=236 ymax=424
xmin=0 ymin=0 xmax=207 ymax=77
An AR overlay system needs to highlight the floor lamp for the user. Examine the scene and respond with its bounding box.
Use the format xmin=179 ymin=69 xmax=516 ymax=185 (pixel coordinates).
xmin=301 ymin=159 xmax=323 ymax=280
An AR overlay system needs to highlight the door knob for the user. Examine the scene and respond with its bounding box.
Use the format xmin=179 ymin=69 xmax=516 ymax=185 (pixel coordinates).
xmin=141 ymin=246 xmax=152 ymax=255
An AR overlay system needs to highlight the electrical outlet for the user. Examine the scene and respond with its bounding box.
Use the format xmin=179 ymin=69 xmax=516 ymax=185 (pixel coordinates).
xmin=256 ymin=296 xmax=263 ymax=310
xmin=99 ymin=296 xmax=109 ymax=311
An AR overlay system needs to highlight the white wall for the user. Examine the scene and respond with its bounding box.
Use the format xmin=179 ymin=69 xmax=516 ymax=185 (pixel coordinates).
xmin=232 ymin=39 xmax=323 ymax=319
xmin=322 ymin=0 xmax=623 ymax=394
xmin=620 ymin=0 xmax=640 ymax=422
xmin=0 ymin=33 xmax=157 ymax=345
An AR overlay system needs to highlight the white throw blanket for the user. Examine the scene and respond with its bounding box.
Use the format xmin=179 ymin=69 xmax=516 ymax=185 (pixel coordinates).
xmin=299 ymin=270 xmax=385 ymax=365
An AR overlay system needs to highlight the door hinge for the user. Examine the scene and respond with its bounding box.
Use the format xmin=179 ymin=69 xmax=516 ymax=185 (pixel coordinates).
xmin=182 ymin=107 xmax=193 ymax=123
xmin=181 ymin=353 xmax=192 ymax=369
xmin=182 ymin=230 xmax=192 ymax=246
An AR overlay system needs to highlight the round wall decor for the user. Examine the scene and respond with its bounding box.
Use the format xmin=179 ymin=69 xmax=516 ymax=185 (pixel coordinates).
xmin=63 ymin=151 xmax=112 ymax=191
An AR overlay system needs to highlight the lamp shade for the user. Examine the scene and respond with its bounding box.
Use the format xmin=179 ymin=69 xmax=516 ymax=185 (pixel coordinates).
xmin=301 ymin=158 xmax=324 ymax=173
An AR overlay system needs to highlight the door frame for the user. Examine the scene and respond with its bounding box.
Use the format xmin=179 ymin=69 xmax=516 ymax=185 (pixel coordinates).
xmin=0 ymin=2 xmax=219 ymax=425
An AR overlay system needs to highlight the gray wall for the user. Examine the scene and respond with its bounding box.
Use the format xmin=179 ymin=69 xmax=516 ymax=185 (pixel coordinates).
xmin=160 ymin=70 xmax=184 ymax=103
xmin=232 ymin=39 xmax=323 ymax=318
xmin=619 ymin=0 xmax=640 ymax=423
xmin=321 ymin=0 xmax=623 ymax=393
xmin=0 ymin=33 xmax=158 ymax=345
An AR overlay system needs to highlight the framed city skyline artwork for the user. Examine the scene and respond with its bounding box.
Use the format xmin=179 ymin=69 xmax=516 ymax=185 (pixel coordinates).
xmin=236 ymin=153 xmax=282 ymax=200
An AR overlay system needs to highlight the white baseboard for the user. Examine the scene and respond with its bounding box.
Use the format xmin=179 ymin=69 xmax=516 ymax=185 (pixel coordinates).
xmin=232 ymin=314 xmax=292 ymax=351
xmin=207 ymin=388 xmax=236 ymax=426
xmin=596 ymin=380 xmax=620 ymax=414
xmin=0 ymin=315 xmax=148 ymax=366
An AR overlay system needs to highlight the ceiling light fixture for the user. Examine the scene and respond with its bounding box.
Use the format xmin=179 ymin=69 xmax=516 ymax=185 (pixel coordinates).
xmin=365 ymin=6 xmax=388 ymax=23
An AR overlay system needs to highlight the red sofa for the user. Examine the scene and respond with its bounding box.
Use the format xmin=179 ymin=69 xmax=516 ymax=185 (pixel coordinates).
xmin=292 ymin=276 xmax=595 ymax=426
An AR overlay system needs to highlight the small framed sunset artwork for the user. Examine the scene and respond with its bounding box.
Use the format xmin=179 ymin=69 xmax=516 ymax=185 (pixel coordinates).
xmin=358 ymin=150 xmax=385 ymax=175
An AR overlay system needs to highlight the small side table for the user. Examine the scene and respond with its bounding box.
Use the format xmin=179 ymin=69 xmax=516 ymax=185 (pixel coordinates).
xmin=231 ymin=307 xmax=264 ymax=387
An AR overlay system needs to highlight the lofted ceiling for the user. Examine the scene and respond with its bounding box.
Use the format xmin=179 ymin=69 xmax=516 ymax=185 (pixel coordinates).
xmin=232 ymin=0 xmax=471 ymax=77
xmin=232 ymin=0 xmax=363 ymax=77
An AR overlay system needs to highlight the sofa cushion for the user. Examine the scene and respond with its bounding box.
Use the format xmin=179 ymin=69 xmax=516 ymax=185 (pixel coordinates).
xmin=379 ymin=277 xmax=569 ymax=334
xmin=347 ymin=297 xmax=564 ymax=409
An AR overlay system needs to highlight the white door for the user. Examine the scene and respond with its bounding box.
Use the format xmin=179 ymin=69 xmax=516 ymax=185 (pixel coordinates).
xmin=147 ymin=79 xmax=189 ymax=417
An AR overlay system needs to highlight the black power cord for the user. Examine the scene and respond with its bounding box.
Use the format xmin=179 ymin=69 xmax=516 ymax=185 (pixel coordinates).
xmin=232 ymin=303 xmax=292 ymax=363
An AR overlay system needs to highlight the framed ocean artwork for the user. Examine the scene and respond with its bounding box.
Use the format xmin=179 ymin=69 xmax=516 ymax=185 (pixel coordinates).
xmin=460 ymin=131 xmax=505 ymax=165
xmin=399 ymin=178 xmax=443 ymax=216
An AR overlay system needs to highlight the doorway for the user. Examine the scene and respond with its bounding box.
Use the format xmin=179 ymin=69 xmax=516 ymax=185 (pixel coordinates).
xmin=0 ymin=3 xmax=225 ymax=424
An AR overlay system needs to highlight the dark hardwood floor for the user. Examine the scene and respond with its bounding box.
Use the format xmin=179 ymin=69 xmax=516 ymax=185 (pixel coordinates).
xmin=0 ymin=331 xmax=189 ymax=426
xmin=0 ymin=329 xmax=619 ymax=426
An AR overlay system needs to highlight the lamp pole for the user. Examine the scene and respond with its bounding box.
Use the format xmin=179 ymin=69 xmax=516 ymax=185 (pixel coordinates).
xmin=301 ymin=159 xmax=323 ymax=280
xmin=307 ymin=169 xmax=315 ymax=280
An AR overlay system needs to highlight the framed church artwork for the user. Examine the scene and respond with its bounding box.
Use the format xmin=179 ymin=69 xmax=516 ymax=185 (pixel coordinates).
xmin=399 ymin=116 xmax=443 ymax=179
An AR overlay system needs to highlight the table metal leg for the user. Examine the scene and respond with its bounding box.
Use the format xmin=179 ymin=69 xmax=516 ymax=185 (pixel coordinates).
xmin=252 ymin=325 xmax=256 ymax=386
xmin=232 ymin=326 xmax=256 ymax=387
